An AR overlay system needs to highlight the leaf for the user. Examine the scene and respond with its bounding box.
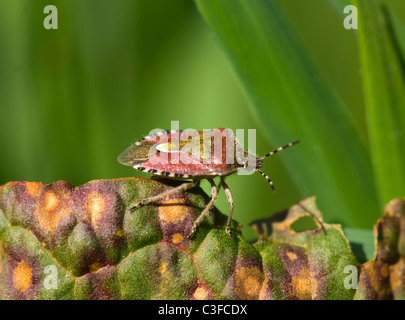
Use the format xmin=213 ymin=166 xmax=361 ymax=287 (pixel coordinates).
xmin=2 ymin=178 xmax=403 ymax=300
xmin=389 ymin=11 xmax=405 ymax=60
xmin=0 ymin=178 xmax=258 ymax=299
xmin=353 ymin=0 xmax=405 ymax=204
xmin=194 ymin=0 xmax=380 ymax=227
xmin=354 ymin=198 xmax=405 ymax=299
xmin=327 ymin=0 xmax=351 ymax=12
xmin=251 ymin=196 xmax=405 ymax=300
xmin=249 ymin=207 xmax=375 ymax=263
xmin=254 ymin=197 xmax=360 ymax=300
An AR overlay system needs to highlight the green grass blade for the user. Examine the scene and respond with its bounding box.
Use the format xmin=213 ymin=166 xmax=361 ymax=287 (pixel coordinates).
xmin=327 ymin=0 xmax=351 ymax=13
xmin=390 ymin=12 xmax=405 ymax=60
xmin=343 ymin=227 xmax=375 ymax=263
xmin=353 ymin=0 xmax=405 ymax=204
xmin=195 ymin=0 xmax=380 ymax=227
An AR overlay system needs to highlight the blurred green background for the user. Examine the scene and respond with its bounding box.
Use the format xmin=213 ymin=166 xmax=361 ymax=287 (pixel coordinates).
xmin=1 ymin=0 xmax=405 ymax=240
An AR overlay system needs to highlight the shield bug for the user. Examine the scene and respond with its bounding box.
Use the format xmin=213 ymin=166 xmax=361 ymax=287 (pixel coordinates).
xmin=118 ymin=128 xmax=299 ymax=237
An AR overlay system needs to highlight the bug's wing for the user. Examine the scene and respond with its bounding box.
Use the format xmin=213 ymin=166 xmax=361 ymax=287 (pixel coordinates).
xmin=117 ymin=141 xmax=156 ymax=167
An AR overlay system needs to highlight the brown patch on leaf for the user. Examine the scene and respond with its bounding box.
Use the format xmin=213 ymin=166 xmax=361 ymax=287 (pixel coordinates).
xmin=358 ymin=260 xmax=392 ymax=299
xmin=279 ymin=246 xmax=318 ymax=300
xmin=234 ymin=266 xmax=264 ymax=300
xmin=34 ymin=182 xmax=73 ymax=230
xmin=158 ymin=196 xmax=194 ymax=245
xmin=2 ymin=244 xmax=43 ymax=299
xmin=25 ymin=182 xmax=41 ymax=198
xmin=87 ymin=192 xmax=106 ymax=224
xmin=72 ymin=181 xmax=124 ymax=265
xmin=389 ymin=258 xmax=405 ymax=299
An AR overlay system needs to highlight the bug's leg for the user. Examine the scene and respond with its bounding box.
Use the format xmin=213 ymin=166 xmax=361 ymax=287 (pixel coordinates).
xmin=130 ymin=180 xmax=198 ymax=211
xmin=221 ymin=177 xmax=235 ymax=237
xmin=188 ymin=179 xmax=217 ymax=238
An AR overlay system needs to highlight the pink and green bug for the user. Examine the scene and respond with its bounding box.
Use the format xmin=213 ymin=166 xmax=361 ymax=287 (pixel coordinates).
xmin=118 ymin=128 xmax=299 ymax=237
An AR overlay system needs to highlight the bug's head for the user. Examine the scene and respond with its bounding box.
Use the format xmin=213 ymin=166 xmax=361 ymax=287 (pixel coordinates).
xmin=255 ymin=158 xmax=264 ymax=169
xmin=241 ymin=158 xmax=263 ymax=170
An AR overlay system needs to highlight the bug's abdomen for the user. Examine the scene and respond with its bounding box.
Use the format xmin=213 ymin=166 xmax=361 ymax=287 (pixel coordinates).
xmin=137 ymin=152 xmax=235 ymax=177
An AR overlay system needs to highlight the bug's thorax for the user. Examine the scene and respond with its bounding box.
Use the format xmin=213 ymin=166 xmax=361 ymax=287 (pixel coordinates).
xmin=237 ymin=150 xmax=261 ymax=171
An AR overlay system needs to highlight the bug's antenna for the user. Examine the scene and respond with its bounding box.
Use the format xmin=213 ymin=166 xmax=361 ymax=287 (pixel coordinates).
xmin=259 ymin=140 xmax=300 ymax=161
xmin=255 ymin=169 xmax=275 ymax=192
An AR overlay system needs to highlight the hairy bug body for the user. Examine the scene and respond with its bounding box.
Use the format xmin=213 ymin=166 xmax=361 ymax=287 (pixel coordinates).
xmin=118 ymin=128 xmax=299 ymax=237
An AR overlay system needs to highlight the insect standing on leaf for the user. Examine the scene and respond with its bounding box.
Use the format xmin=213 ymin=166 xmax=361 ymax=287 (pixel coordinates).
xmin=118 ymin=128 xmax=299 ymax=238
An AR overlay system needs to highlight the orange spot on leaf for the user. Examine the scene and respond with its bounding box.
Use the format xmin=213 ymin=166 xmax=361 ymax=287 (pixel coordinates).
xmin=193 ymin=286 xmax=209 ymax=300
xmin=25 ymin=182 xmax=41 ymax=198
xmin=87 ymin=192 xmax=106 ymax=224
xmin=115 ymin=229 xmax=124 ymax=237
xmin=44 ymin=192 xmax=59 ymax=212
xmin=287 ymin=251 xmax=297 ymax=261
xmin=13 ymin=260 xmax=32 ymax=292
xmin=158 ymin=198 xmax=188 ymax=224
xmin=159 ymin=262 xmax=167 ymax=274
xmin=290 ymin=268 xmax=313 ymax=300
xmin=234 ymin=267 xmax=264 ymax=300
xmin=381 ymin=265 xmax=389 ymax=278
xmin=36 ymin=191 xmax=71 ymax=232
xmin=172 ymin=233 xmax=183 ymax=244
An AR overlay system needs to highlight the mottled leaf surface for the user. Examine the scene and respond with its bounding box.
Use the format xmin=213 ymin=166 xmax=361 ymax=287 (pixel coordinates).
xmin=1 ymin=179 xmax=404 ymax=299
